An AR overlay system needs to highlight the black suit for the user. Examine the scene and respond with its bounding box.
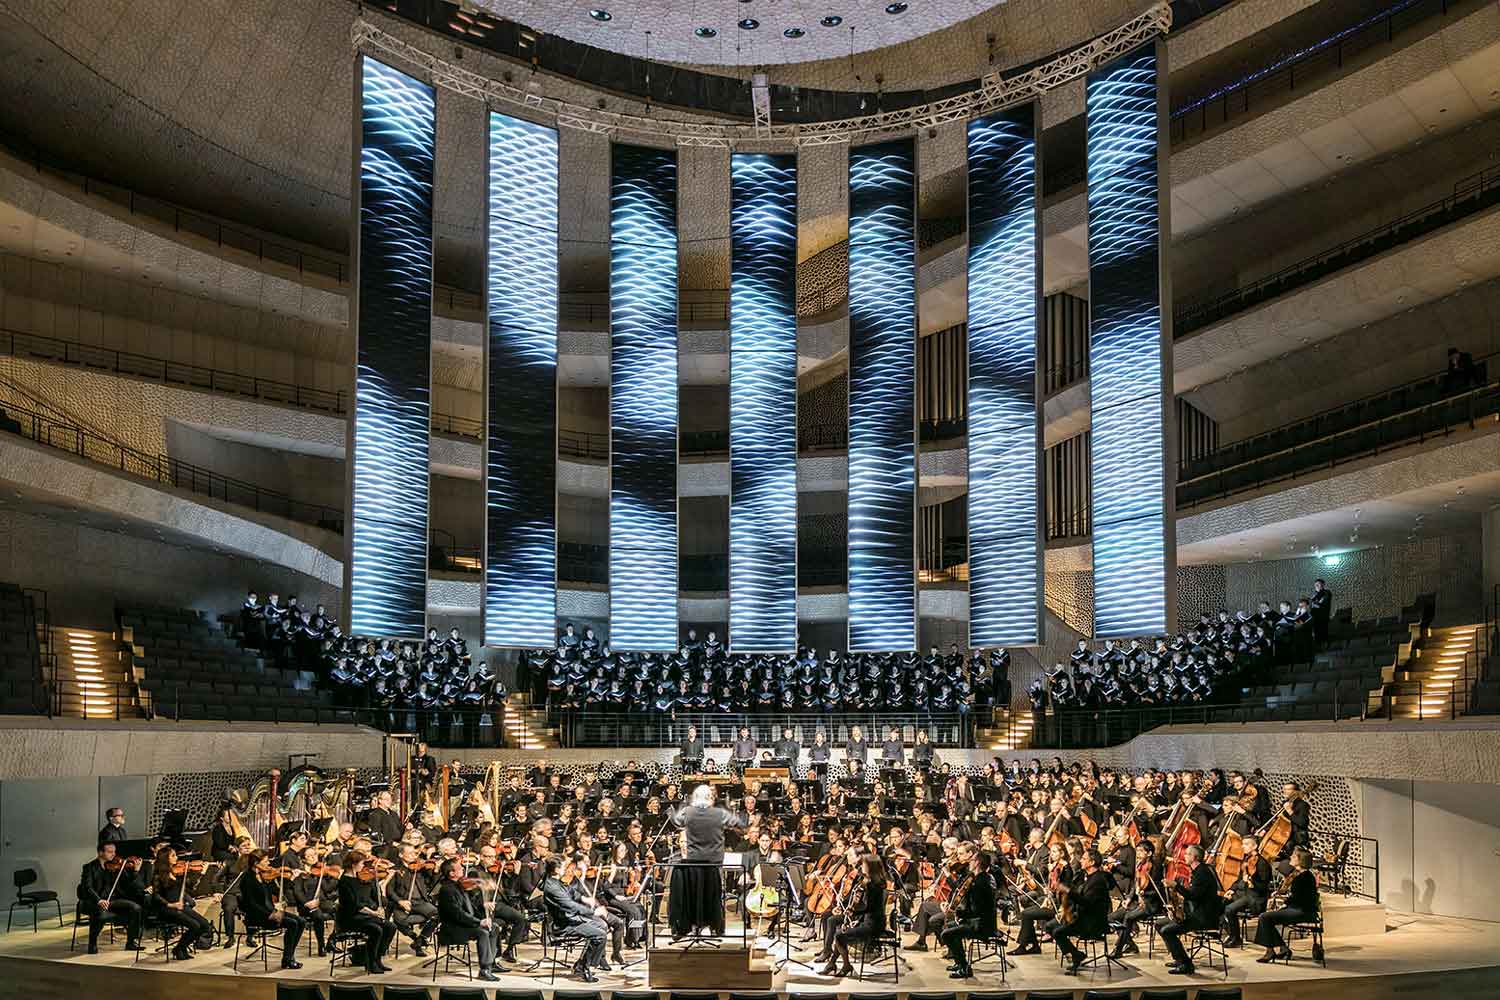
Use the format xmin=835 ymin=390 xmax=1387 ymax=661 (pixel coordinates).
xmin=1051 ymin=868 xmax=1112 ymax=960
xmin=940 ymin=870 xmax=998 ymax=970
xmin=288 ymin=872 xmax=335 ymax=952
xmin=541 ymin=875 xmax=607 ymax=971
xmin=436 ymin=879 xmax=500 ymax=970
xmin=1158 ymin=862 xmax=1223 ymax=968
xmin=1223 ymin=855 xmax=1272 ymax=943
xmin=365 ymin=808 xmax=404 ymax=853
xmin=79 ymin=859 xmax=142 ymax=949
xmin=385 ymin=865 xmax=438 ymax=944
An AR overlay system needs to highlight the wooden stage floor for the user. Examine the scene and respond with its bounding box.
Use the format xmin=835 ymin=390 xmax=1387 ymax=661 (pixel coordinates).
xmin=1 ymin=910 xmax=1498 ymax=999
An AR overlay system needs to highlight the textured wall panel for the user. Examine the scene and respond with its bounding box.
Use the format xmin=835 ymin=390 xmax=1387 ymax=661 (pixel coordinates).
xmin=846 ymin=140 xmax=917 ymax=652
xmin=728 ymin=153 xmax=799 ymax=653
xmin=348 ymin=56 xmax=433 ymax=639
xmin=966 ymin=105 xmax=1043 ymax=649
xmin=609 ymin=144 xmax=679 ymax=651
xmin=484 ymin=112 xmax=558 ymax=647
xmin=1085 ymin=42 xmax=1174 ymax=638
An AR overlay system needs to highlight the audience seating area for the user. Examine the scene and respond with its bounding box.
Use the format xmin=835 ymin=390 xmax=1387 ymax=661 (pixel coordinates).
xmin=121 ymin=604 xmax=337 ymax=723
xmin=0 ymin=582 xmax=44 ymax=713
xmin=1245 ymin=604 xmax=1428 ymax=721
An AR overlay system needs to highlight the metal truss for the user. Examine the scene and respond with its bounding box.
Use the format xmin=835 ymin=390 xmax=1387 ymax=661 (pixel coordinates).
xmin=352 ymin=3 xmax=1171 ymax=148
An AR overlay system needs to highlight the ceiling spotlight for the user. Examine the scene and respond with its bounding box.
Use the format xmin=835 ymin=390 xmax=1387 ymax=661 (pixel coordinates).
xmin=885 ymin=1 xmax=908 ymax=12
xmin=738 ymin=17 xmax=759 ymax=29
xmin=784 ymin=27 xmax=805 ymax=38
xmin=695 ymin=26 xmax=717 ymax=37
xmin=820 ymin=15 xmax=843 ymax=27
xmin=588 ymin=8 xmax=611 ymax=22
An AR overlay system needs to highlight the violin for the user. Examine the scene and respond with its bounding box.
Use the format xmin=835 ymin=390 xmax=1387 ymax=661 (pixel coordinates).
xmin=102 ymin=856 xmax=144 ymax=872
xmin=457 ymin=876 xmax=482 ymax=892
xmin=306 ymin=863 xmax=343 ymax=879
xmin=254 ymin=863 xmax=297 ymax=882
xmin=357 ymin=858 xmax=395 ymax=881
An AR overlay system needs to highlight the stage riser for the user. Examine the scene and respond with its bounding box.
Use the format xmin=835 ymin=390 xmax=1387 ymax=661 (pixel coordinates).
xmin=2 ymin=953 xmax=1496 ymax=1000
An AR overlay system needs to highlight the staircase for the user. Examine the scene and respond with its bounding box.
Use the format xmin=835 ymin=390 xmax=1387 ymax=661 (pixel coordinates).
xmin=1370 ymin=623 xmax=1481 ymax=719
xmin=978 ymin=709 xmax=1034 ymax=752
xmin=53 ymin=627 xmax=142 ymax=719
xmin=501 ymin=694 xmax=556 ymax=750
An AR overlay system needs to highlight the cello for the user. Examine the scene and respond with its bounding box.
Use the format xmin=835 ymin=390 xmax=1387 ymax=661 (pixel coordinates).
xmin=1256 ymin=781 xmax=1316 ymax=864
xmin=1207 ymin=798 xmax=1248 ymax=894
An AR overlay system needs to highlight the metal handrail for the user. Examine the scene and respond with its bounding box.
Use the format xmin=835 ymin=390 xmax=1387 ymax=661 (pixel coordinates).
xmin=1170 ymin=0 xmax=1458 ymax=144
xmin=1181 ymin=353 xmax=1495 ymax=480
xmin=1177 ymin=378 xmax=1500 ymax=508
xmin=0 ymin=326 xmax=487 ymax=439
xmin=1176 ymin=162 xmax=1500 ymax=335
xmin=558 ymin=429 xmax=608 ymax=460
xmin=553 ymin=710 xmax=974 ymax=750
xmin=0 ymin=397 xmax=347 ymax=533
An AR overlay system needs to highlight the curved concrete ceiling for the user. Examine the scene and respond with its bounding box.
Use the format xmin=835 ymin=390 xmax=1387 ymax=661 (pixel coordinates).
xmin=486 ymin=0 xmax=998 ymax=68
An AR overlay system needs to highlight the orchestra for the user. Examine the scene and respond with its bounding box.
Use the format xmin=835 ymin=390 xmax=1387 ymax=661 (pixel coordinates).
xmin=74 ymin=753 xmax=1328 ymax=984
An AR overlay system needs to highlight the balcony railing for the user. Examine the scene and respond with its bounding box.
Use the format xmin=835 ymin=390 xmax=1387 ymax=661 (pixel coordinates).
xmin=0 ymin=326 xmax=480 ymax=439
xmin=1170 ymin=0 xmax=1463 ymax=146
xmin=1175 ymin=162 xmax=1500 ymax=336
xmin=1177 ymin=376 xmax=1500 ymax=508
xmin=0 ymin=398 xmax=346 ymax=532
xmin=554 ymin=710 xmax=975 ymax=750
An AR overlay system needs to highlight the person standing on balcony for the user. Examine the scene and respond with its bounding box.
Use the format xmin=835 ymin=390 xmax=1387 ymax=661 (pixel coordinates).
xmin=1310 ymin=578 xmax=1333 ymax=643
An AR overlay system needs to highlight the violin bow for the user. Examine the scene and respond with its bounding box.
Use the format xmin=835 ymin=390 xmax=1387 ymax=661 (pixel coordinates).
xmin=101 ymin=858 xmax=129 ymax=909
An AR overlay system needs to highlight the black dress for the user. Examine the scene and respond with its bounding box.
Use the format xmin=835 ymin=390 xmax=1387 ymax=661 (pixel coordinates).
xmin=836 ymin=879 xmax=887 ymax=945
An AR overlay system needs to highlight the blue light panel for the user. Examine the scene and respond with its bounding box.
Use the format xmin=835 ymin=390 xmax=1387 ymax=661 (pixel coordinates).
xmin=1086 ymin=42 xmax=1174 ymax=637
xmin=609 ymin=144 xmax=679 ymax=651
xmin=729 ymin=153 xmax=799 ymax=653
xmin=484 ymin=112 xmax=558 ymax=648
xmin=847 ymin=140 xmax=917 ymax=653
xmin=966 ymin=105 xmax=1042 ymax=648
xmin=348 ymin=56 xmax=434 ymax=639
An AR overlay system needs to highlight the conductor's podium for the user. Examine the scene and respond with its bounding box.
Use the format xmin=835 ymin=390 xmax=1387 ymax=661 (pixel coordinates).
xmin=648 ymin=938 xmax=781 ymax=990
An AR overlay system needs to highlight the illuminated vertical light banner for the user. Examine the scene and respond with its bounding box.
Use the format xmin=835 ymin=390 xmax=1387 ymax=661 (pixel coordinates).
xmin=483 ymin=112 xmax=558 ymax=648
xmin=966 ymin=104 xmax=1043 ymax=648
xmin=847 ymin=139 xmax=917 ymax=653
xmin=609 ymin=144 xmax=679 ymax=651
xmin=1086 ymin=40 xmax=1176 ymax=638
xmin=728 ymin=153 xmax=799 ymax=653
xmin=346 ymin=55 xmax=434 ymax=638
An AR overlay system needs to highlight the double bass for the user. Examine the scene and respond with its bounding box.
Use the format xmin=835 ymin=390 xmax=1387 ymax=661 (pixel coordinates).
xmin=1161 ymin=793 xmax=1203 ymax=885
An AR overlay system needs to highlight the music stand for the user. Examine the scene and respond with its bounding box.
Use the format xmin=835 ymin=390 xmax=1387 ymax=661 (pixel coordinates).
xmin=770 ymin=864 xmax=816 ymax=973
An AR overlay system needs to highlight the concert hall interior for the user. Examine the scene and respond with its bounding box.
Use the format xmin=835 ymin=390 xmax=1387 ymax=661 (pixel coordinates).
xmin=1 ymin=0 xmax=1500 ymax=998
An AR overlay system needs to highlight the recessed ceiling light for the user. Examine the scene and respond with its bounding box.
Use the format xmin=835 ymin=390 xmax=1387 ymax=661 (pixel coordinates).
xmin=885 ymin=1 xmax=908 ymax=13
xmin=695 ymin=26 xmax=717 ymax=37
xmin=588 ymin=8 xmax=611 ymax=22
xmin=820 ymin=15 xmax=843 ymax=27
xmin=738 ymin=17 xmax=759 ymax=29
xmin=784 ymin=27 xmax=805 ymax=38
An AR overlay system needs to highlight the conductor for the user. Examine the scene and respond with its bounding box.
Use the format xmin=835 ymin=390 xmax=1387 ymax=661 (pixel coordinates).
xmin=668 ymin=785 xmax=746 ymax=939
